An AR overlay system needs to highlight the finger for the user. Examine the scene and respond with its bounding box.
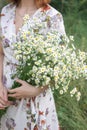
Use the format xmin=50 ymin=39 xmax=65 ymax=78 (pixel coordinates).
xmin=8 ymin=87 xmax=21 ymax=94
xmin=0 ymin=107 xmax=5 ymax=110
xmin=8 ymin=93 xmax=18 ymax=98
xmin=0 ymin=105 xmax=6 ymax=108
xmin=8 ymin=89 xmax=17 ymax=94
xmin=0 ymin=96 xmax=12 ymax=106
xmin=8 ymin=93 xmax=22 ymax=99
xmin=0 ymin=106 xmax=5 ymax=109
xmin=15 ymin=79 xmax=25 ymax=85
xmin=0 ymin=97 xmax=7 ymax=106
xmin=0 ymin=103 xmax=4 ymax=107
xmin=6 ymin=101 xmax=13 ymax=106
xmin=0 ymin=102 xmax=7 ymax=108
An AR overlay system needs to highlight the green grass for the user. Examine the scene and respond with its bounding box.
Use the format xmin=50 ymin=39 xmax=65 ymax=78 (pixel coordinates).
xmin=64 ymin=15 xmax=87 ymax=51
xmin=54 ymin=11 xmax=87 ymax=130
xmin=54 ymin=80 xmax=87 ymax=130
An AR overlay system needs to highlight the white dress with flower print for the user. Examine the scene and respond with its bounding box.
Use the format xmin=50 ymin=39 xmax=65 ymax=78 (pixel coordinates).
xmin=0 ymin=3 xmax=66 ymax=130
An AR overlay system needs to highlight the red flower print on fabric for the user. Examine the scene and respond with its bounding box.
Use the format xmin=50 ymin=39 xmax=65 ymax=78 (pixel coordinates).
xmin=33 ymin=125 xmax=38 ymax=130
xmin=39 ymin=111 xmax=44 ymax=115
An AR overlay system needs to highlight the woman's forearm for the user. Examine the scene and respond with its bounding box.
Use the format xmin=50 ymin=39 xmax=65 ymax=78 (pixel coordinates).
xmin=0 ymin=53 xmax=4 ymax=84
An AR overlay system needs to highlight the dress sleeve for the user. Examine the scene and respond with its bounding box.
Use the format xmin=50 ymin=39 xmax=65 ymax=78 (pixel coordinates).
xmin=50 ymin=12 xmax=66 ymax=36
xmin=0 ymin=8 xmax=5 ymax=41
xmin=0 ymin=5 xmax=7 ymax=42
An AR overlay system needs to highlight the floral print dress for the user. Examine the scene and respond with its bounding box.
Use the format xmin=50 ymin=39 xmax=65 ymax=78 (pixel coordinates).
xmin=0 ymin=3 xmax=66 ymax=130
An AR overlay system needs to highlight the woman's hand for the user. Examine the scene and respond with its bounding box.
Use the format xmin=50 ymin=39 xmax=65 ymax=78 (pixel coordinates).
xmin=0 ymin=83 xmax=12 ymax=109
xmin=8 ymin=79 xmax=48 ymax=99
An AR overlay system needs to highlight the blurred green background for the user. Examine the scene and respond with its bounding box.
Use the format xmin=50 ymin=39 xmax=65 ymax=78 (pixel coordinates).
xmin=0 ymin=0 xmax=87 ymax=129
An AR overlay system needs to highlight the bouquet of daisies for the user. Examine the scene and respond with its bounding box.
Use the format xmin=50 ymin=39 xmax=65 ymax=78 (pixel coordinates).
xmin=11 ymin=26 xmax=87 ymax=101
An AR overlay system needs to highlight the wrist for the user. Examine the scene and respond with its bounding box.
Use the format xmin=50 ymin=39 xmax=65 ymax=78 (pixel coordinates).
xmin=36 ymin=85 xmax=48 ymax=95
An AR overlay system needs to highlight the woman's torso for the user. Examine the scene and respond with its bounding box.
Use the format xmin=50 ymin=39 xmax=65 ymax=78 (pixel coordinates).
xmin=0 ymin=3 xmax=66 ymax=88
